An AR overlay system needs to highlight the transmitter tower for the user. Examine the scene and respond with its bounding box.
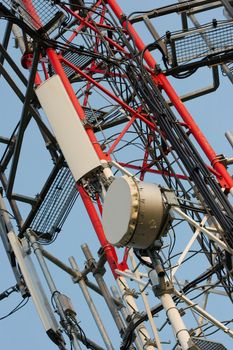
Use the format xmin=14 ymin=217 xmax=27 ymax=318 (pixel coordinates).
xmin=0 ymin=1 xmax=233 ymax=349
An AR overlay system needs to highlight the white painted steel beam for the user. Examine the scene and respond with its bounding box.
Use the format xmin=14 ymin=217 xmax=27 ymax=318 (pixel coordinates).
xmin=171 ymin=207 xmax=232 ymax=253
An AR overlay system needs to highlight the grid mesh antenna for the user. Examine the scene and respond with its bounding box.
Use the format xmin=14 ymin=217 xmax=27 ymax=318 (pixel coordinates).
xmin=165 ymin=20 xmax=233 ymax=66
xmin=1 ymin=0 xmax=66 ymax=32
xmin=30 ymin=166 xmax=78 ymax=242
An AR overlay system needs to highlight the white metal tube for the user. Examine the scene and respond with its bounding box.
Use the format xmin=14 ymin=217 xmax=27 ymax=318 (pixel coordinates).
xmin=171 ymin=216 xmax=208 ymax=279
xmin=117 ymin=277 xmax=154 ymax=350
xmin=225 ymin=131 xmax=233 ymax=149
xmin=81 ymin=244 xmax=125 ymax=333
xmin=115 ymin=269 xmax=151 ymax=288
xmin=160 ymin=293 xmax=191 ymax=350
xmin=110 ymin=285 xmax=143 ymax=350
xmin=174 ymin=289 xmax=233 ymax=338
xmin=171 ymin=207 xmax=232 ymax=253
xmin=129 ymin=251 xmax=163 ymax=350
xmin=110 ymin=160 xmax=140 ymax=180
xmin=196 ymin=277 xmax=211 ymax=336
xmin=12 ymin=25 xmax=26 ymax=53
xmin=27 ymin=231 xmax=81 ymax=350
xmin=69 ymin=257 xmax=114 ymax=350
xmin=100 ymin=160 xmax=114 ymax=180
xmin=7 ymin=231 xmax=61 ymax=336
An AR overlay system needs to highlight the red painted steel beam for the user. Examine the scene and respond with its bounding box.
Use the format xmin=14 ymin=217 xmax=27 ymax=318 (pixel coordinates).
xmin=61 ymin=4 xmax=128 ymax=55
xmin=77 ymin=185 xmax=120 ymax=278
xmin=61 ymin=57 xmax=156 ymax=130
xmin=45 ymin=49 xmax=121 ymax=276
xmin=118 ymin=162 xmax=189 ymax=180
xmin=140 ymin=137 xmax=151 ymax=181
xmin=65 ymin=0 xmax=103 ymax=45
xmin=106 ymin=116 xmax=136 ymax=156
xmin=106 ymin=0 xmax=233 ymax=191
xmin=21 ymin=0 xmax=42 ymax=29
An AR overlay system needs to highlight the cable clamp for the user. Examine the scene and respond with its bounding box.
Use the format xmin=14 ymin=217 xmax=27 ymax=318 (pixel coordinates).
xmin=211 ymin=153 xmax=227 ymax=167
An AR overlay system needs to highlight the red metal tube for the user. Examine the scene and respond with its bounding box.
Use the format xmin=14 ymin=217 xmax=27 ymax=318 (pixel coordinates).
xmin=22 ymin=0 xmax=42 ymax=29
xmin=95 ymin=194 xmax=103 ymax=216
xmin=118 ymin=162 xmax=188 ymax=180
xmin=46 ymin=48 xmax=124 ymax=275
xmin=61 ymin=57 xmax=156 ymax=130
xmin=106 ymin=0 xmax=233 ymax=190
xmin=61 ymin=3 xmax=128 ymax=54
xmin=107 ymin=116 xmax=136 ymax=156
xmin=65 ymin=0 xmax=103 ymax=45
xmin=21 ymin=0 xmax=124 ymax=283
xmin=77 ymin=185 xmax=120 ymax=278
xmin=140 ymin=145 xmax=150 ymax=181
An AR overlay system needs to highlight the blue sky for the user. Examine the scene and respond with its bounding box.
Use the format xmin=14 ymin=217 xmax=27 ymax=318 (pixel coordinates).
xmin=0 ymin=1 xmax=233 ymax=349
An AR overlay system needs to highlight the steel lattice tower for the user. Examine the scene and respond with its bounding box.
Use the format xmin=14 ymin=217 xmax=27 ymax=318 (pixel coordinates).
xmin=0 ymin=1 xmax=233 ymax=349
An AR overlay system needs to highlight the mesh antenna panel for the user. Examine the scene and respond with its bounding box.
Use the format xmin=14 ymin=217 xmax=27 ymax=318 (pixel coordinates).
xmin=55 ymin=50 xmax=94 ymax=80
xmin=191 ymin=337 xmax=228 ymax=350
xmin=165 ymin=20 xmax=233 ymax=66
xmin=83 ymin=106 xmax=128 ymax=130
xmin=29 ymin=166 xmax=78 ymax=242
xmin=1 ymin=0 xmax=66 ymax=32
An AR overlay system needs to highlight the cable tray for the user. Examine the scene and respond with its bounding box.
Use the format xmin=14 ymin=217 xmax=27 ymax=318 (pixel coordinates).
xmin=83 ymin=106 xmax=128 ymax=130
xmin=25 ymin=165 xmax=78 ymax=242
xmin=60 ymin=50 xmax=94 ymax=80
xmin=164 ymin=20 xmax=233 ymax=66
xmin=191 ymin=337 xmax=228 ymax=350
xmin=224 ymin=60 xmax=233 ymax=74
xmin=1 ymin=0 xmax=66 ymax=33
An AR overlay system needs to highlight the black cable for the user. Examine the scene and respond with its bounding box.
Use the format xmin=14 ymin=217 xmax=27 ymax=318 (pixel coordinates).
xmin=188 ymin=282 xmax=221 ymax=301
xmin=0 ymin=208 xmax=16 ymax=220
xmin=170 ymin=68 xmax=199 ymax=79
xmin=167 ymin=228 xmax=176 ymax=264
xmin=200 ymin=319 xmax=233 ymax=337
xmin=51 ymin=291 xmax=61 ymax=310
xmin=120 ymin=302 xmax=164 ymax=350
xmin=139 ymin=40 xmax=199 ymax=79
xmin=140 ymin=42 xmax=168 ymax=70
xmin=134 ymin=249 xmax=153 ymax=269
xmin=0 ymin=285 xmax=18 ymax=301
xmin=163 ymin=249 xmax=207 ymax=266
xmin=0 ymin=122 xmax=19 ymax=165
xmin=179 ymin=264 xmax=223 ymax=297
xmin=0 ymin=296 xmax=29 ymax=321
xmin=121 ymin=257 xmax=223 ymax=349
xmin=60 ymin=1 xmax=129 ymax=58
xmin=69 ymin=316 xmax=96 ymax=350
xmin=127 ymin=61 xmax=233 ymax=250
xmin=70 ymin=337 xmax=73 ymax=350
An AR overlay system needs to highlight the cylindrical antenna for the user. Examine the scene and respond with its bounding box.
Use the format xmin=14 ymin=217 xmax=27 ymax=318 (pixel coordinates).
xmin=225 ymin=131 xmax=233 ymax=149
